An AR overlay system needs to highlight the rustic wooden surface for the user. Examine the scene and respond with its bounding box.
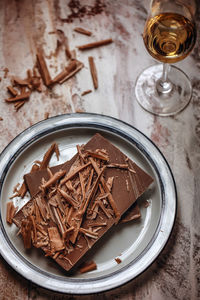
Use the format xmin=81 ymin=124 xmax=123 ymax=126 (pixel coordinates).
xmin=0 ymin=0 xmax=199 ymax=299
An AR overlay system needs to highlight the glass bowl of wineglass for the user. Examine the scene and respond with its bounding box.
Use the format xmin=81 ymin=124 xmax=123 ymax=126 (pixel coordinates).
xmin=135 ymin=0 xmax=197 ymax=116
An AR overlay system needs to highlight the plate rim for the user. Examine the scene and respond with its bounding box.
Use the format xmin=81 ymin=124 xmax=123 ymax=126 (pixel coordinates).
xmin=0 ymin=112 xmax=177 ymax=294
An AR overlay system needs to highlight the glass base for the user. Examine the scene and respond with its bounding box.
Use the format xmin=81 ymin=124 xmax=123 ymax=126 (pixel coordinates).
xmin=135 ymin=64 xmax=192 ymax=116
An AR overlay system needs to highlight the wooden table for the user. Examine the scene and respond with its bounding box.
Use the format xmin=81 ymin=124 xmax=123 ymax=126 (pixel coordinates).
xmin=0 ymin=1 xmax=199 ymax=299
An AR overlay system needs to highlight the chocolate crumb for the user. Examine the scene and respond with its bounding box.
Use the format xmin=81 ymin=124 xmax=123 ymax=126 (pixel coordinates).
xmin=44 ymin=112 xmax=50 ymax=119
xmin=115 ymin=257 xmax=122 ymax=264
xmin=3 ymin=67 xmax=9 ymax=78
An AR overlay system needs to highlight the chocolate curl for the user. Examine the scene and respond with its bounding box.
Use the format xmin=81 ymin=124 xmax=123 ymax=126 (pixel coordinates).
xmin=77 ymin=38 xmax=113 ymax=50
xmin=88 ymin=56 xmax=98 ymax=89
xmin=36 ymin=49 xmax=52 ymax=86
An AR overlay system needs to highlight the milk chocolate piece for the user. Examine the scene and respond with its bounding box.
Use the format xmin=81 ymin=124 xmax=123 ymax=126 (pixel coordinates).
xmin=13 ymin=133 xmax=153 ymax=272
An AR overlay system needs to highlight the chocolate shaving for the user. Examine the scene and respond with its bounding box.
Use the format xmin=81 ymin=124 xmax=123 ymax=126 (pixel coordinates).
xmin=3 ymin=67 xmax=9 ymax=78
xmin=70 ymin=50 xmax=77 ymax=60
xmin=79 ymin=227 xmax=98 ymax=239
xmin=51 ymin=60 xmax=77 ymax=84
xmin=115 ymin=257 xmax=122 ymax=264
xmin=14 ymin=101 xmax=25 ymax=110
xmin=65 ymin=46 xmax=72 ymax=59
xmin=107 ymin=163 xmax=136 ymax=173
xmin=60 ymin=162 xmax=91 ymax=185
xmin=85 ymin=168 xmax=94 ymax=192
xmin=7 ymin=86 xmax=18 ymax=97
xmin=44 ymin=112 xmax=49 ymax=120
xmin=59 ymin=61 xmax=84 ymax=84
xmin=12 ymin=77 xmax=29 ymax=86
xmin=96 ymin=201 xmax=112 ymax=219
xmin=35 ymin=196 xmax=48 ymax=221
xmin=77 ymin=144 xmax=86 ymax=164
xmin=88 ymin=56 xmax=98 ymax=89
xmin=77 ymin=39 xmax=113 ymax=50
xmin=81 ymin=89 xmax=92 ymax=96
xmin=40 ymin=170 xmax=66 ymax=190
xmin=21 ymin=217 xmax=33 ymax=249
xmin=52 ymin=206 xmax=67 ymax=237
xmin=39 ymin=143 xmax=60 ymax=169
xmin=79 ymin=172 xmax=86 ymax=203
xmin=68 ymin=167 xmax=104 ymax=244
xmin=86 ymin=150 xmax=108 ymax=161
xmin=16 ymin=182 xmax=27 ymax=198
xmin=48 ymin=227 xmax=65 ymax=252
xmin=36 ymin=49 xmax=52 ymax=86
xmin=6 ymin=202 xmax=18 ymax=224
xmin=74 ymin=27 xmax=92 ymax=36
xmin=58 ymin=188 xmax=78 ymax=207
xmin=5 ymin=92 xmax=31 ymax=103
xmin=79 ymin=261 xmax=97 ymax=273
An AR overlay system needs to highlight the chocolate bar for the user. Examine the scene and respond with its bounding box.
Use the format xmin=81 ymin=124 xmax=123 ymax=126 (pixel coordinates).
xmin=12 ymin=133 xmax=153 ymax=271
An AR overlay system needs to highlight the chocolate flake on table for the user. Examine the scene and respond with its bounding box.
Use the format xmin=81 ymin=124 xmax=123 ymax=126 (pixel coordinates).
xmin=53 ymin=60 xmax=84 ymax=85
xmin=3 ymin=22 xmax=114 ymax=111
xmin=77 ymin=39 xmax=113 ymax=51
xmin=88 ymin=56 xmax=98 ymax=90
xmin=81 ymin=89 xmax=92 ymax=96
xmin=10 ymin=134 xmax=153 ymax=272
xmin=36 ymin=49 xmax=52 ymax=87
xmin=5 ymin=92 xmax=31 ymax=103
xmin=115 ymin=257 xmax=122 ymax=264
xmin=51 ymin=60 xmax=77 ymax=84
xmin=74 ymin=27 xmax=92 ymax=36
xmin=4 ymin=45 xmax=84 ymax=111
xmin=7 ymin=86 xmax=18 ymax=97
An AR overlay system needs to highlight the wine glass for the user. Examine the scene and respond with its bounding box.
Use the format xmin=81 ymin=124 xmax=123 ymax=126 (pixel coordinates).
xmin=135 ymin=0 xmax=197 ymax=116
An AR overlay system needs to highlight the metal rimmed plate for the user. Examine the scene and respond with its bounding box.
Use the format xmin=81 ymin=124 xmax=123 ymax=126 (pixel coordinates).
xmin=0 ymin=113 xmax=176 ymax=294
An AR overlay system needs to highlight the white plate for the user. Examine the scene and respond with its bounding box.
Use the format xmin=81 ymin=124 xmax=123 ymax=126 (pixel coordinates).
xmin=0 ymin=113 xmax=176 ymax=294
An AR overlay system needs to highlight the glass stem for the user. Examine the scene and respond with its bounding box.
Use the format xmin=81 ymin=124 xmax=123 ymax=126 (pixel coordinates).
xmin=156 ymin=63 xmax=173 ymax=94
